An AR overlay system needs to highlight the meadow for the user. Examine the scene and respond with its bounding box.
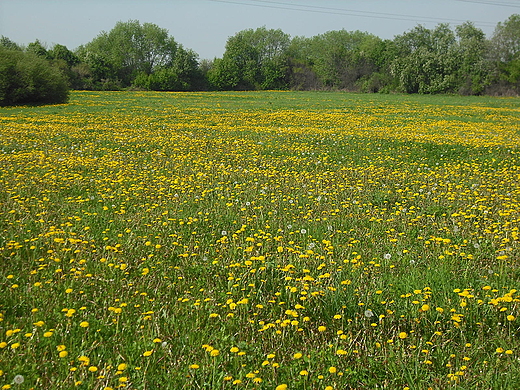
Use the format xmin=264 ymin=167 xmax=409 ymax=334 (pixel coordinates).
xmin=0 ymin=90 xmax=519 ymax=390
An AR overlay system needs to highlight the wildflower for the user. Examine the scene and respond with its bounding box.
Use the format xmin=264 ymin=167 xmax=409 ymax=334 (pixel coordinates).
xmin=398 ymin=332 xmax=408 ymax=339
xmin=189 ymin=364 xmax=199 ymax=369
xmin=293 ymin=352 xmax=303 ymax=359
xmin=13 ymin=375 xmax=24 ymax=384
xmin=143 ymin=350 xmax=153 ymax=357
xmin=78 ymin=356 xmax=90 ymax=365
xmin=328 ymin=366 xmax=337 ymax=374
xmin=79 ymin=321 xmax=89 ymax=328
xmin=318 ymin=326 xmax=326 ymax=332
xmin=210 ymin=349 xmax=220 ymax=357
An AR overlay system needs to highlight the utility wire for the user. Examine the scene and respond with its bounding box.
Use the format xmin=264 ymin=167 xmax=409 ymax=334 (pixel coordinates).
xmin=454 ymin=0 xmax=520 ymax=8
xmin=249 ymin=0 xmax=496 ymax=25
xmin=207 ymin=0 xmax=497 ymax=27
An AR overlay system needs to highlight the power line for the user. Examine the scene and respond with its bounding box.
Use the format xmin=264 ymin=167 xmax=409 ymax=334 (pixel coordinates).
xmin=454 ymin=0 xmax=520 ymax=8
xmin=207 ymin=0 xmax=497 ymax=27
xmin=250 ymin=0 xmax=496 ymax=25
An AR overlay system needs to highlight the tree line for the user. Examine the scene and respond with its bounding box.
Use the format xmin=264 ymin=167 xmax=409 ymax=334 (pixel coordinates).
xmin=1 ymin=16 xmax=519 ymax=105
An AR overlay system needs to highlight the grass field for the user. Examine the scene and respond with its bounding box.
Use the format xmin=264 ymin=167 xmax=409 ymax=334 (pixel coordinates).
xmin=1 ymin=91 xmax=519 ymax=389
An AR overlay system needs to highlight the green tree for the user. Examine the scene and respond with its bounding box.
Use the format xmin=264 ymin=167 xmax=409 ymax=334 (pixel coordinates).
xmin=391 ymin=24 xmax=459 ymax=94
xmin=207 ymin=57 xmax=241 ymax=90
xmin=49 ymin=44 xmax=79 ymax=67
xmin=289 ymin=30 xmax=383 ymax=91
xmin=489 ymin=14 xmax=520 ymax=93
xmin=0 ymin=46 xmax=69 ymax=106
xmin=213 ymin=27 xmax=291 ymax=90
xmin=78 ymin=20 xmax=199 ymax=89
xmin=454 ymin=22 xmax=489 ymax=95
xmin=134 ymin=47 xmax=200 ymax=91
xmin=0 ymin=36 xmax=22 ymax=51
xmin=26 ymin=40 xmax=50 ymax=59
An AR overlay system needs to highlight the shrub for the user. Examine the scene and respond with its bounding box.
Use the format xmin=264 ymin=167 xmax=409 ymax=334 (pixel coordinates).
xmin=0 ymin=47 xmax=69 ymax=106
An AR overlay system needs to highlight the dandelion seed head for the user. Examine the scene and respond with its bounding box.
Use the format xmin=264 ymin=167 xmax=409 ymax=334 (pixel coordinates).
xmin=13 ymin=375 xmax=24 ymax=384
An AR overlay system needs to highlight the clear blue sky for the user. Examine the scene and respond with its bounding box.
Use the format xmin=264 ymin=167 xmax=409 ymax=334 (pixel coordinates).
xmin=1 ymin=0 xmax=518 ymax=59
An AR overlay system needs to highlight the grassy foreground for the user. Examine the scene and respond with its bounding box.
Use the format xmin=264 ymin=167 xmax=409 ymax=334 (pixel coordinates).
xmin=1 ymin=91 xmax=519 ymax=389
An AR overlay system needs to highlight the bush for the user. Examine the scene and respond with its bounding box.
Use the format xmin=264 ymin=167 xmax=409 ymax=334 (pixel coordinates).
xmin=0 ymin=47 xmax=69 ymax=106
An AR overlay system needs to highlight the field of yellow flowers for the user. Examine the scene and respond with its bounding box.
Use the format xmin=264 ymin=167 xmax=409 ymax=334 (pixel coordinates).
xmin=1 ymin=91 xmax=519 ymax=389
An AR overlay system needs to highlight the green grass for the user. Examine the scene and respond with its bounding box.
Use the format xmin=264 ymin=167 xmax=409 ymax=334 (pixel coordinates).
xmin=0 ymin=91 xmax=519 ymax=389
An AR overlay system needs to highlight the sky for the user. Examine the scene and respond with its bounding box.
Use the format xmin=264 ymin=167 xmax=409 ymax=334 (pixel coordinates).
xmin=1 ymin=0 xmax=519 ymax=59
